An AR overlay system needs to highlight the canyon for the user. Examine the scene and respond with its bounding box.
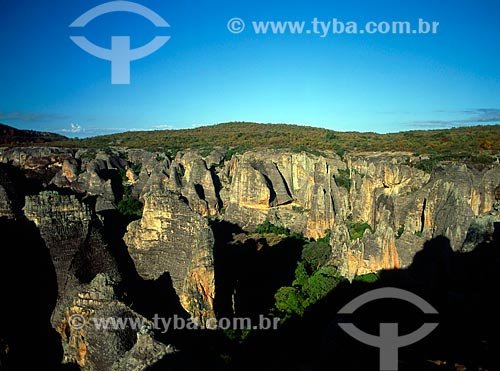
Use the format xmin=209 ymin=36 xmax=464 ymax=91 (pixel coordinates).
xmin=0 ymin=145 xmax=499 ymax=370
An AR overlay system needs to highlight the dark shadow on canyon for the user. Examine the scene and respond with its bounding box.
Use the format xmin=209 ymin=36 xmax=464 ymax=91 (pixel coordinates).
xmin=218 ymin=229 xmax=499 ymax=371
xmin=1 ymin=167 xmax=498 ymax=371
xmin=98 ymin=210 xmax=190 ymax=341
xmin=211 ymin=220 xmax=305 ymax=320
xmin=0 ymin=217 xmax=64 ymax=370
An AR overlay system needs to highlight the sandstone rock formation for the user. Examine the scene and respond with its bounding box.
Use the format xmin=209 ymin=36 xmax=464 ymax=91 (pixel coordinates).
xmin=330 ymin=154 xmax=500 ymax=278
xmin=110 ymin=328 xmax=176 ymax=371
xmin=23 ymin=191 xmax=122 ymax=295
xmin=2 ymin=145 xmax=500 ymax=369
xmin=124 ymin=190 xmax=216 ymax=325
xmin=56 ymin=274 xmax=166 ymax=370
xmin=0 ymin=165 xmax=19 ymax=218
xmin=224 ymin=150 xmax=347 ymax=240
xmin=22 ymin=192 xmax=154 ymax=369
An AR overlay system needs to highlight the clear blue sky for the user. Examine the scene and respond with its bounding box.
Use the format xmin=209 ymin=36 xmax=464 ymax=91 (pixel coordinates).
xmin=1 ymin=0 xmax=499 ymax=137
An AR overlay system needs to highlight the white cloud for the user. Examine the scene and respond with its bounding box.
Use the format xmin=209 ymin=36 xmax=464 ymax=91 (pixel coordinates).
xmin=150 ymin=124 xmax=174 ymax=130
xmin=407 ymin=108 xmax=500 ymax=129
xmin=61 ymin=123 xmax=83 ymax=133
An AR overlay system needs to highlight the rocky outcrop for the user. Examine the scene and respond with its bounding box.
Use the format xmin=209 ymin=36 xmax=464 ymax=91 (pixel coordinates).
xmin=51 ymin=157 xmax=79 ymax=188
xmin=219 ymin=150 xmax=500 ymax=278
xmin=22 ymin=190 xmax=174 ymax=370
xmin=1 ymin=144 xmax=500 ymax=369
xmin=124 ymin=190 xmax=216 ymax=325
xmin=0 ymin=147 xmax=74 ymax=171
xmin=24 ymin=192 xmax=122 ymax=285
xmin=329 ymin=154 xmax=500 ymax=278
xmin=24 ymin=191 xmax=93 ymax=295
xmin=0 ymin=165 xmax=19 ymax=218
xmin=8 ymin=146 xmax=500 ymax=283
xmin=56 ymin=274 xmax=167 ymax=370
xmin=74 ymin=155 xmax=123 ymax=212
xmin=110 ymin=329 xmax=176 ymax=371
xmin=224 ymin=150 xmax=347 ymax=240
xmin=0 ymin=184 xmax=14 ymax=218
xmin=461 ymin=201 xmax=500 ymax=252
xmin=177 ymin=154 xmax=221 ymax=216
xmin=23 ymin=191 xmax=124 ymax=337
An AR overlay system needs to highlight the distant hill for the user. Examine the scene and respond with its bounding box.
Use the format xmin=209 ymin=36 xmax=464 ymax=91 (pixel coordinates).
xmin=52 ymin=121 xmax=500 ymax=164
xmin=0 ymin=123 xmax=67 ymax=145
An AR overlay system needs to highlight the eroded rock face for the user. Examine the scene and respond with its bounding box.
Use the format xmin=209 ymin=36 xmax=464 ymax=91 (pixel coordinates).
xmin=1 ymin=144 xmax=500 ymax=369
xmin=110 ymin=329 xmax=176 ymax=371
xmin=0 ymin=166 xmax=18 ymax=218
xmin=225 ymin=150 xmax=346 ymax=240
xmin=329 ymin=154 xmax=500 ymax=278
xmin=56 ymin=274 xmax=156 ymax=371
xmin=22 ymin=190 xmax=173 ymax=370
xmin=221 ymin=150 xmax=500 ymax=278
xmin=124 ymin=190 xmax=216 ymax=325
xmin=24 ymin=191 xmax=93 ymax=295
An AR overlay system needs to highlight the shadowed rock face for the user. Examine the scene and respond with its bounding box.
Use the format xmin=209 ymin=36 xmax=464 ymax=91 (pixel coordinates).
xmin=124 ymin=190 xmax=216 ymax=326
xmin=2 ymin=146 xmax=500 ymax=280
xmin=23 ymin=192 xmax=93 ymax=296
xmin=224 ymin=150 xmax=345 ymax=239
xmin=55 ymin=274 xmax=175 ymax=371
xmin=223 ymin=151 xmax=500 ymax=278
xmin=331 ymin=155 xmax=500 ymax=278
xmin=20 ymin=191 xmax=177 ymax=370
xmin=0 ymin=166 xmax=17 ymax=218
xmin=1 ymin=146 xmax=500 ymax=370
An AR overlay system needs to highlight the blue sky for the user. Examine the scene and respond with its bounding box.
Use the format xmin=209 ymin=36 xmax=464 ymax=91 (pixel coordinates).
xmin=0 ymin=0 xmax=499 ymax=137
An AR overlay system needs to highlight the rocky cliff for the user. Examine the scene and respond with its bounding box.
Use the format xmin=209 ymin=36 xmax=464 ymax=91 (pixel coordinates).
xmin=124 ymin=190 xmax=216 ymax=326
xmin=3 ymin=146 xmax=500 ymax=280
xmin=221 ymin=150 xmax=500 ymax=278
xmin=1 ymin=145 xmax=499 ymax=369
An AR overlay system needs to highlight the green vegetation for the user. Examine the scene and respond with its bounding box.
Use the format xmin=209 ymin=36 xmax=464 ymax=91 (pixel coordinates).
xmin=274 ymin=262 xmax=345 ymax=319
xmin=155 ymin=155 xmax=165 ymax=162
xmin=78 ymin=150 xmax=97 ymax=160
xmin=273 ymin=234 xmax=347 ymax=319
xmin=414 ymin=158 xmax=437 ymax=173
xmin=395 ymin=224 xmax=405 ymax=239
xmin=253 ymin=220 xmax=305 ymax=240
xmin=415 ymin=230 xmax=423 ymax=237
xmin=224 ymin=147 xmax=243 ymax=161
xmin=130 ymin=162 xmax=142 ymax=175
xmin=0 ymin=123 xmax=67 ymax=145
xmin=46 ymin=123 xmax=500 ymax=164
xmin=345 ymin=220 xmax=374 ymax=240
xmin=274 ymin=286 xmax=307 ymax=317
xmin=353 ymin=272 xmax=380 ymax=283
xmin=335 ymin=148 xmax=346 ymax=159
xmin=118 ymin=168 xmax=128 ymax=183
xmin=198 ymin=148 xmax=212 ymax=157
xmin=413 ymin=153 xmax=497 ymax=173
xmin=223 ymin=328 xmax=251 ymax=344
xmin=302 ymin=266 xmax=341 ymax=302
xmin=291 ymin=145 xmax=326 ymax=157
xmin=117 ymin=198 xmax=143 ymax=219
xmin=334 ymin=168 xmax=352 ymax=191
xmin=317 ymin=229 xmax=331 ymax=244
xmin=165 ymin=149 xmax=179 ymax=160
xmin=301 ymin=241 xmax=331 ymax=272
xmin=291 ymin=205 xmax=309 ymax=213
xmin=254 ymin=220 xmax=290 ymax=236
xmin=123 ymin=184 xmax=132 ymax=197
